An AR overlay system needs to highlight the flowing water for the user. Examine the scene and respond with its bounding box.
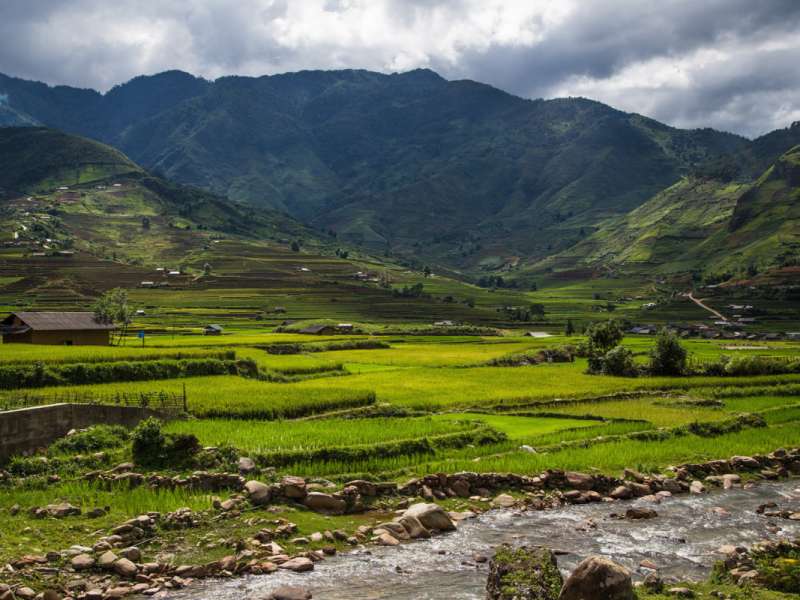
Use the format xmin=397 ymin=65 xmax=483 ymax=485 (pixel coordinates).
xmin=174 ymin=480 xmax=800 ymax=599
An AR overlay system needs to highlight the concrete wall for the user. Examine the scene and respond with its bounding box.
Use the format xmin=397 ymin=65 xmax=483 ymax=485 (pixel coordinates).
xmin=0 ymin=403 xmax=171 ymax=460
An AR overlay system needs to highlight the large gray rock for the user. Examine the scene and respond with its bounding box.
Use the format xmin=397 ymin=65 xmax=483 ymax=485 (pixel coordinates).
xmin=485 ymin=545 xmax=563 ymax=600
xmin=268 ymin=587 xmax=312 ymax=600
xmin=304 ymin=492 xmax=346 ymax=514
xmin=281 ymin=476 xmax=308 ymax=499
xmin=403 ymin=503 xmax=456 ymax=532
xmin=279 ymin=557 xmax=314 ymax=572
xmin=558 ymin=556 xmax=634 ymax=600
xmin=245 ymin=480 xmax=272 ymax=506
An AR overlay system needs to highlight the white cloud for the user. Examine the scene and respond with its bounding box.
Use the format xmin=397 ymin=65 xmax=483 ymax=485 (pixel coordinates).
xmin=0 ymin=0 xmax=798 ymax=136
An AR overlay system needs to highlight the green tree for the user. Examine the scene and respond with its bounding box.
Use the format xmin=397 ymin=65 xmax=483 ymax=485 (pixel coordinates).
xmin=291 ymin=240 xmax=300 ymax=252
xmin=649 ymin=328 xmax=688 ymax=375
xmin=93 ymin=287 xmax=133 ymax=345
xmin=203 ymin=262 xmax=213 ymax=275
xmin=602 ymin=346 xmax=637 ymax=377
xmin=586 ymin=320 xmax=623 ymax=354
xmin=529 ymin=303 xmax=546 ymax=319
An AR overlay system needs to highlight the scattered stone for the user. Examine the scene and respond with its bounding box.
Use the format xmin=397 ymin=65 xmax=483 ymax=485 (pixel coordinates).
xmin=71 ymin=553 xmax=96 ymax=571
xmin=245 ymin=480 xmax=272 ymax=506
xmin=304 ymin=492 xmax=346 ymax=515
xmin=668 ymin=588 xmax=695 ymax=598
xmin=268 ymin=586 xmax=312 ymax=600
xmin=46 ymin=502 xmax=81 ymax=518
xmin=491 ymin=494 xmax=516 ymax=508
xmin=403 ymin=503 xmax=456 ymax=532
xmin=238 ymin=457 xmax=257 ymax=473
xmin=625 ymin=507 xmax=658 ymax=520
xmin=114 ymin=557 xmax=139 ymax=578
xmin=279 ymin=557 xmax=314 ymax=573
xmin=282 ymin=476 xmax=308 ymax=499
xmin=377 ymin=532 xmax=400 ymax=546
xmin=689 ymin=481 xmax=706 ymax=494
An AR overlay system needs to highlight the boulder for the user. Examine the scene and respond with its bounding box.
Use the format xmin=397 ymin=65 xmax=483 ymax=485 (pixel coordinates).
xmin=268 ymin=587 xmax=312 ymax=600
xmin=97 ymin=550 xmax=119 ymax=570
xmin=113 ymin=557 xmax=139 ymax=578
xmin=398 ymin=514 xmax=431 ymax=539
xmin=689 ymin=481 xmax=706 ymax=494
xmin=377 ymin=532 xmax=400 ymax=546
xmin=486 ymin=545 xmax=562 ymax=600
xmin=70 ymin=553 xmax=95 ymax=571
xmin=238 ymin=457 xmax=257 ymax=474
xmin=610 ymin=485 xmax=632 ymax=500
xmin=245 ymin=480 xmax=272 ymax=506
xmin=281 ymin=476 xmax=308 ymax=499
xmin=46 ymin=502 xmax=81 ymax=518
xmin=558 ymin=555 xmax=635 ymax=600
xmin=279 ymin=557 xmax=314 ymax=572
xmin=566 ymin=472 xmax=595 ymax=491
xmin=304 ymin=492 xmax=346 ymax=514
xmin=403 ymin=503 xmax=456 ymax=532
xmin=625 ymin=507 xmax=658 ymax=520
xmin=491 ymin=494 xmax=516 ymax=508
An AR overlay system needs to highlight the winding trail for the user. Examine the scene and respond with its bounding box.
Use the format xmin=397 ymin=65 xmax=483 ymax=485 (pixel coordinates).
xmin=687 ymin=292 xmax=727 ymax=321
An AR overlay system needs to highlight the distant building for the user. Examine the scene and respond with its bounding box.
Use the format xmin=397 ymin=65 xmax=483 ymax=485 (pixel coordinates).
xmin=337 ymin=323 xmax=354 ymax=332
xmin=204 ymin=324 xmax=223 ymax=336
xmin=434 ymin=320 xmax=455 ymax=327
xmin=299 ymin=324 xmax=335 ymax=335
xmin=0 ymin=312 xmax=114 ymax=345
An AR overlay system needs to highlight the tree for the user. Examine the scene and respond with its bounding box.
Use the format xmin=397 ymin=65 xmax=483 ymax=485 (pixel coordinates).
xmin=586 ymin=320 xmax=623 ymax=354
xmin=564 ymin=319 xmax=575 ymax=336
xmin=290 ymin=240 xmax=300 ymax=252
xmin=423 ymin=265 xmax=432 ymax=277
xmin=649 ymin=328 xmax=687 ymax=375
xmin=529 ymin=303 xmax=546 ymax=319
xmin=141 ymin=216 xmax=151 ymax=230
xmin=602 ymin=345 xmax=638 ymax=377
xmin=203 ymin=262 xmax=213 ymax=275
xmin=93 ymin=287 xmax=133 ymax=345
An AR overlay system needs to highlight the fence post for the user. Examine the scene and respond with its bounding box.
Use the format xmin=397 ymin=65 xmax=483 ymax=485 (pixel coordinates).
xmin=182 ymin=383 xmax=188 ymax=413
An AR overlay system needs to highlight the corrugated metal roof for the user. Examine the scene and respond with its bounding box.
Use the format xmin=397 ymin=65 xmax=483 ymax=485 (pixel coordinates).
xmin=2 ymin=312 xmax=116 ymax=331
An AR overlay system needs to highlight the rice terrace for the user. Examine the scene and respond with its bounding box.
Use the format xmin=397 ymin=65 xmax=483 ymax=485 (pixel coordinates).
xmin=1 ymin=3 xmax=800 ymax=600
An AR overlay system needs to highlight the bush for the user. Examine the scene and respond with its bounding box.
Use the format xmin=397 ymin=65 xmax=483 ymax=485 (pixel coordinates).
xmin=600 ymin=346 xmax=638 ymax=377
xmin=586 ymin=320 xmax=623 ymax=354
xmin=132 ymin=418 xmax=200 ymax=469
xmin=49 ymin=425 xmax=129 ymax=455
xmin=649 ymin=329 xmax=687 ymax=375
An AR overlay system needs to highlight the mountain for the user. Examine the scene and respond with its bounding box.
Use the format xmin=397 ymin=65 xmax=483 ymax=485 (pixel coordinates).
xmin=0 ymin=69 xmax=749 ymax=271
xmin=540 ymin=145 xmax=800 ymax=280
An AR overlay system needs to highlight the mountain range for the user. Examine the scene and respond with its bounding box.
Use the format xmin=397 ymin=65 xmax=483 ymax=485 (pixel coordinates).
xmin=0 ymin=68 xmax=798 ymax=282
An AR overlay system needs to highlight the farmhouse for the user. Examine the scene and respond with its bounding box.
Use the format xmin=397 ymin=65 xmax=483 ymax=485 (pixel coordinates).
xmin=299 ymin=324 xmax=335 ymax=335
xmin=0 ymin=312 xmax=114 ymax=345
xmin=204 ymin=324 xmax=223 ymax=336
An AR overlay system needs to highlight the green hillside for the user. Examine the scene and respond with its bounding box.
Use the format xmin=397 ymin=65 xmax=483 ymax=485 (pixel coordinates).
xmin=0 ymin=70 xmax=748 ymax=271
xmin=0 ymin=127 xmax=142 ymax=194
xmin=538 ymin=147 xmax=800 ymax=281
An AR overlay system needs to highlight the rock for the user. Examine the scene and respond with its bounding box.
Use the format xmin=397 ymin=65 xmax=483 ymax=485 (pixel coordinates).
xmin=281 ymin=476 xmax=308 ymax=499
xmin=731 ymin=455 xmax=760 ymax=470
xmin=114 ymin=557 xmax=139 ymax=578
xmin=245 ymin=480 xmax=272 ymax=506
xmin=403 ymin=503 xmax=456 ymax=532
xmin=625 ymin=507 xmax=658 ymax=520
xmin=46 ymin=502 xmax=81 ymax=518
xmin=485 ymin=545 xmax=562 ymax=600
xmin=377 ymin=532 xmax=400 ymax=546
xmin=268 ymin=586 xmax=312 ymax=600
xmin=71 ymin=553 xmax=95 ymax=570
xmin=86 ymin=507 xmax=106 ymax=518
xmin=398 ymin=514 xmax=430 ymax=539
xmin=304 ymin=492 xmax=346 ymax=514
xmin=689 ymin=481 xmax=706 ymax=494
xmin=450 ymin=479 xmax=471 ymax=497
xmin=722 ymin=474 xmax=741 ymax=489
xmin=558 ymin=555 xmax=635 ymax=600
xmin=668 ymin=588 xmax=695 ymax=598
xmin=610 ymin=485 xmax=632 ymax=500
xmin=42 ymin=591 xmax=62 ymax=600
xmin=279 ymin=557 xmax=314 ymax=572
xmin=120 ymin=546 xmax=142 ymax=561
xmin=491 ymin=494 xmax=516 ymax=508
xmin=566 ymin=472 xmax=594 ymax=490
xmin=238 ymin=457 xmax=256 ymax=473
xmin=97 ymin=550 xmax=119 ymax=569
xmin=642 ymin=573 xmax=663 ymax=593
xmin=14 ymin=588 xmax=36 ymax=599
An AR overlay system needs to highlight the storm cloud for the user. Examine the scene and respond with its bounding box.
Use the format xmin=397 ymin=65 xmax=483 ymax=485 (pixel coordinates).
xmin=1 ymin=0 xmax=798 ymax=136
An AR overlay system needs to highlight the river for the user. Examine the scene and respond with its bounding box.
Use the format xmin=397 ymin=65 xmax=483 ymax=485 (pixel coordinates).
xmin=172 ymin=480 xmax=800 ymax=599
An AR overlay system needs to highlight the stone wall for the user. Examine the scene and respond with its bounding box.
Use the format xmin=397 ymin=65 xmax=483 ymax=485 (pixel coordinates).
xmin=0 ymin=403 xmax=171 ymax=460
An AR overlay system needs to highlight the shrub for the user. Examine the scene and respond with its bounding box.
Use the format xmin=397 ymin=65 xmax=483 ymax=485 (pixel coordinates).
xmin=649 ymin=329 xmax=687 ymax=375
xmin=601 ymin=346 xmax=638 ymax=377
xmin=131 ymin=418 xmax=201 ymax=469
xmin=49 ymin=425 xmax=129 ymax=455
xmin=586 ymin=320 xmax=623 ymax=354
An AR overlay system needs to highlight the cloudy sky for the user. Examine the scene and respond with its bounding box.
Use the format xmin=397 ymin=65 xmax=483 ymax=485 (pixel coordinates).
xmin=1 ymin=0 xmax=798 ymax=137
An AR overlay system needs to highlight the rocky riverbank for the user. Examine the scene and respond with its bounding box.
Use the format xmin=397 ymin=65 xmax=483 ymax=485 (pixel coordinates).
xmin=1 ymin=447 xmax=799 ymax=599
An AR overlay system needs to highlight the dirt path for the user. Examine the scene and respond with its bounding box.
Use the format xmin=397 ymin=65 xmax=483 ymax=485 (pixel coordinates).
xmin=687 ymin=292 xmax=727 ymax=321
